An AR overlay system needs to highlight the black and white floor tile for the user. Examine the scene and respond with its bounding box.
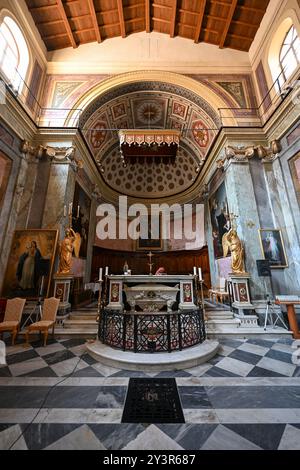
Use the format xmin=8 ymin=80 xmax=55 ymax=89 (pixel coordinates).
xmin=0 ymin=335 xmax=299 ymax=450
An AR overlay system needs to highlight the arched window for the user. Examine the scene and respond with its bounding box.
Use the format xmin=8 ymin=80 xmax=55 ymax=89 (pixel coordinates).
xmin=0 ymin=16 xmax=29 ymax=91
xmin=279 ymin=25 xmax=300 ymax=82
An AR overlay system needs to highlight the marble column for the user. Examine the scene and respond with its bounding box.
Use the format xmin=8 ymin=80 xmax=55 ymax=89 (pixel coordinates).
xmin=85 ymin=196 xmax=98 ymax=283
xmin=263 ymin=158 xmax=300 ymax=293
xmin=42 ymin=161 xmax=76 ymax=236
xmin=224 ymin=158 xmax=270 ymax=300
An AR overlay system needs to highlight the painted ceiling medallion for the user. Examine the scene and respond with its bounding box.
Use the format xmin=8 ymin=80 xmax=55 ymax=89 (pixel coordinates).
xmin=136 ymin=101 xmax=163 ymax=125
xmin=192 ymin=120 xmax=209 ymax=147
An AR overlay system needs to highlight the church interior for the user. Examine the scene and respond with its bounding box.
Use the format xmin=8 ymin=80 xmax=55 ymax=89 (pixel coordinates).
xmin=0 ymin=0 xmax=300 ymax=452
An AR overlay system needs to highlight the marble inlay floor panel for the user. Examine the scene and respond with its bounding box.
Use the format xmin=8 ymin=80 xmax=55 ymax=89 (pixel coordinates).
xmin=0 ymin=335 xmax=299 ymax=450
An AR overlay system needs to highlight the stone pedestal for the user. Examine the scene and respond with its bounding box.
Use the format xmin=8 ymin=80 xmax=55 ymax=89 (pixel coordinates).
xmin=53 ymin=274 xmax=73 ymax=317
xmin=229 ymin=271 xmax=252 ymax=309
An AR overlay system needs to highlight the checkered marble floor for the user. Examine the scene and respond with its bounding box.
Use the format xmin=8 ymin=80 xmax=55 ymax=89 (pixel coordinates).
xmin=0 ymin=335 xmax=299 ymax=450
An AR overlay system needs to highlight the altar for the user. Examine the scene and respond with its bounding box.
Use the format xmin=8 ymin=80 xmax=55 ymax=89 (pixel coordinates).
xmin=98 ymin=274 xmax=205 ymax=353
xmin=107 ymin=274 xmax=197 ymax=312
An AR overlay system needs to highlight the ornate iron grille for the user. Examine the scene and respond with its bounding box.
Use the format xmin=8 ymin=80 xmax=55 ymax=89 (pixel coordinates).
xmin=99 ymin=309 xmax=206 ymax=353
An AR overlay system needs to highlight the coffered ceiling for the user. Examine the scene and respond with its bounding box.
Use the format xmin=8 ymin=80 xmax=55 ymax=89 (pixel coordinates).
xmin=25 ymin=0 xmax=270 ymax=52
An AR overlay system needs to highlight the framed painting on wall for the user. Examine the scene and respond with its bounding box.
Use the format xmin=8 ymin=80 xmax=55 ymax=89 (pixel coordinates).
xmin=259 ymin=229 xmax=288 ymax=268
xmin=209 ymin=182 xmax=231 ymax=259
xmin=289 ymin=152 xmax=300 ymax=208
xmin=72 ymin=182 xmax=91 ymax=258
xmin=136 ymin=215 xmax=163 ymax=251
xmin=2 ymin=229 xmax=59 ymax=298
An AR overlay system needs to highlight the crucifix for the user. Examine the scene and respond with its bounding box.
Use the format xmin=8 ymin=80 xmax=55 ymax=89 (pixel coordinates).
xmin=147 ymin=251 xmax=154 ymax=275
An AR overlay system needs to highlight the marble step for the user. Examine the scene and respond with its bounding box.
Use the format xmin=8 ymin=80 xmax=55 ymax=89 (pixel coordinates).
xmin=206 ymin=313 xmax=234 ymax=320
xmin=63 ymin=319 xmax=98 ymax=330
xmin=19 ymin=329 xmax=98 ymax=339
xmin=87 ymin=340 xmax=220 ymax=371
xmin=206 ymin=318 xmax=241 ymax=331
xmin=69 ymin=314 xmax=98 ymax=320
xmin=71 ymin=309 xmax=98 ymax=315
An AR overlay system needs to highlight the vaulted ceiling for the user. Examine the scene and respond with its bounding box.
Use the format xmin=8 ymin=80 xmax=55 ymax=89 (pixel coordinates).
xmin=25 ymin=0 xmax=270 ymax=52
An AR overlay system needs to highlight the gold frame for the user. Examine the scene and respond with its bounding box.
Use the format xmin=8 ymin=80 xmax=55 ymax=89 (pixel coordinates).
xmin=2 ymin=229 xmax=59 ymax=298
xmin=258 ymin=229 xmax=288 ymax=269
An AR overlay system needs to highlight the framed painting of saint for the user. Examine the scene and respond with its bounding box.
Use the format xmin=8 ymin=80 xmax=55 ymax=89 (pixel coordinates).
xmin=2 ymin=229 xmax=59 ymax=298
xmin=259 ymin=229 xmax=288 ymax=268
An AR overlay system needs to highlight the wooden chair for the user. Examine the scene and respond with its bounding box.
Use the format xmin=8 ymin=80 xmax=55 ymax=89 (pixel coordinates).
xmin=209 ymin=278 xmax=229 ymax=304
xmin=0 ymin=298 xmax=26 ymax=345
xmin=25 ymin=297 xmax=60 ymax=346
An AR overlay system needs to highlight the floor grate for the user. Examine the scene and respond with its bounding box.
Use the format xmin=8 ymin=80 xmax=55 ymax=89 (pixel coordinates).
xmin=122 ymin=378 xmax=185 ymax=424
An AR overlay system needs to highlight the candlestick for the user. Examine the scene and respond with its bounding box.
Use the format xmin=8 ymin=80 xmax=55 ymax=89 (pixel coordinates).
xmin=193 ymin=266 xmax=197 ymax=276
xmin=105 ymin=266 xmax=109 ymax=276
xmin=69 ymin=203 xmax=73 ymax=215
xmin=99 ymin=268 xmax=103 ymax=281
xmin=198 ymin=267 xmax=202 ymax=281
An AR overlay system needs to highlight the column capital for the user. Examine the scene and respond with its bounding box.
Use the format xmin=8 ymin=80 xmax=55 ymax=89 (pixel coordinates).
xmin=45 ymin=146 xmax=84 ymax=172
xmin=20 ymin=140 xmax=44 ymax=162
xmin=216 ymin=140 xmax=282 ymax=168
xmin=257 ymin=139 xmax=282 ymax=163
xmin=217 ymin=145 xmax=255 ymax=169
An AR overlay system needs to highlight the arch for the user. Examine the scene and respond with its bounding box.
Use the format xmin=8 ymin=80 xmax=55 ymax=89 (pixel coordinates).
xmin=0 ymin=9 xmax=30 ymax=92
xmin=66 ymin=71 xmax=237 ymax=127
xmin=268 ymin=13 xmax=300 ymax=87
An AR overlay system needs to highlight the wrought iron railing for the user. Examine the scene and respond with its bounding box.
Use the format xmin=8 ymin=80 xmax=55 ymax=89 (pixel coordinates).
xmin=1 ymin=56 xmax=299 ymax=134
xmin=98 ymin=308 xmax=206 ymax=353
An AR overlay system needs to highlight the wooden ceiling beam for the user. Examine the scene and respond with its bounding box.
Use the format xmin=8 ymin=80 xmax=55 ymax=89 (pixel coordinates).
xmin=207 ymin=15 xmax=259 ymax=29
xmin=126 ymin=17 xmax=145 ymax=24
xmin=227 ymin=32 xmax=253 ymax=41
xmin=117 ymin=0 xmax=126 ymax=38
xmin=219 ymin=0 xmax=238 ymax=48
xmin=28 ymin=4 xmax=57 ymax=13
xmin=37 ymin=19 xmax=64 ymax=26
xmin=96 ymin=9 xmax=118 ymax=17
xmin=179 ymin=9 xmax=198 ymax=17
xmin=56 ymin=0 xmax=77 ymax=48
xmin=87 ymin=0 xmax=101 ymax=43
xmin=43 ymin=32 xmax=69 ymax=40
xmin=124 ymin=2 xmax=145 ymax=10
xmin=170 ymin=0 xmax=178 ymax=38
xmin=145 ymin=0 xmax=151 ymax=33
xmin=210 ymin=1 xmax=266 ymax=13
xmin=178 ymin=22 xmax=196 ymax=30
xmin=153 ymin=3 xmax=172 ymax=10
xmin=153 ymin=17 xmax=171 ymax=25
xmin=194 ymin=0 xmax=206 ymax=43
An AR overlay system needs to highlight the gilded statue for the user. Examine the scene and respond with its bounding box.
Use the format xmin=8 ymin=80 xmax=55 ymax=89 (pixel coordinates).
xmin=57 ymin=228 xmax=81 ymax=275
xmin=222 ymin=228 xmax=246 ymax=274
